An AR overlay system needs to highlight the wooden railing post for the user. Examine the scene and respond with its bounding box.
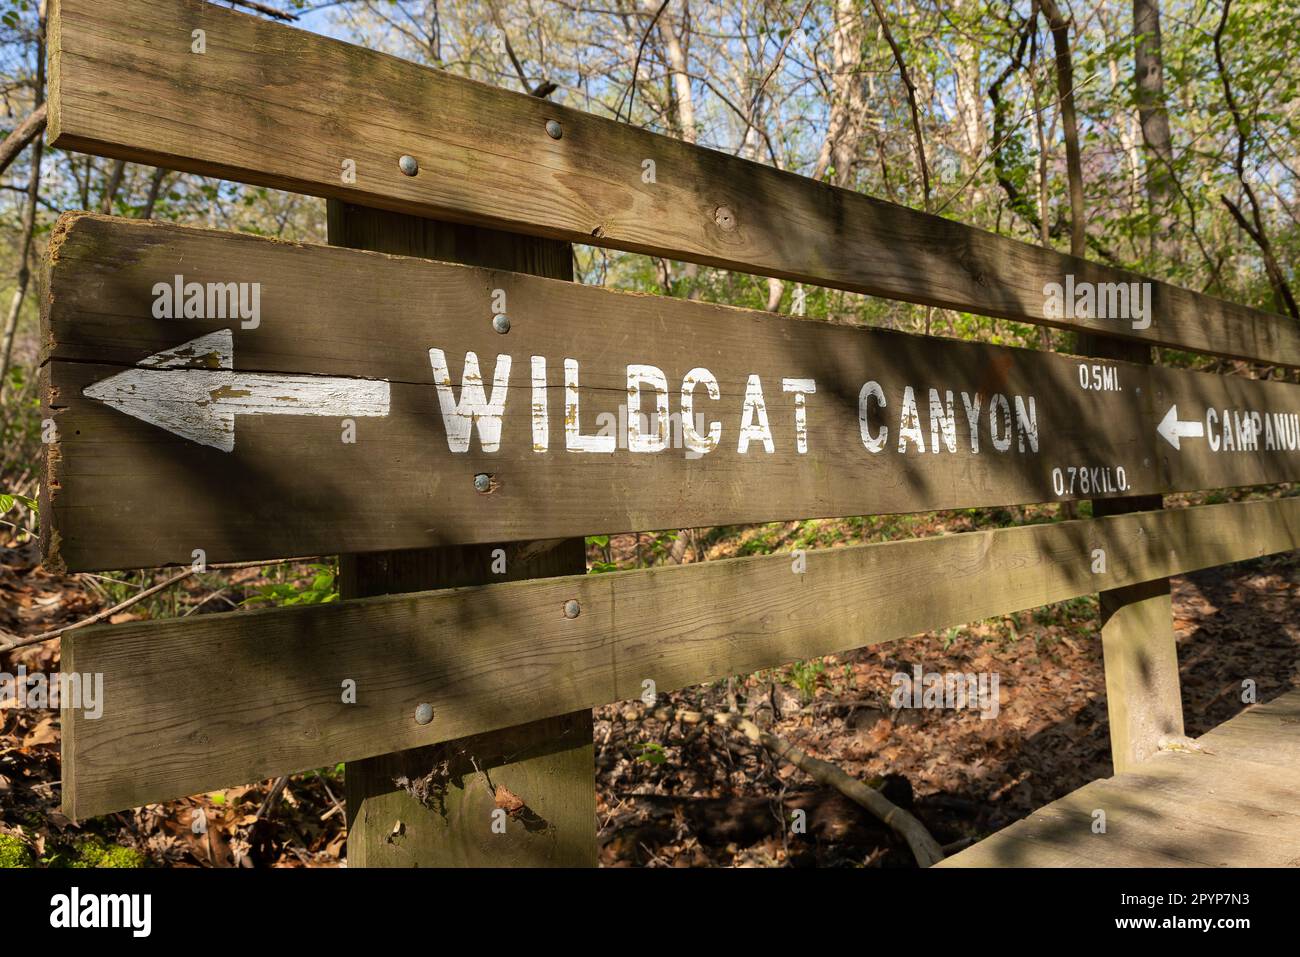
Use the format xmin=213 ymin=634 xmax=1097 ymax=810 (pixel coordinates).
xmin=1079 ymin=334 xmax=1184 ymax=774
xmin=328 ymin=201 xmax=596 ymax=867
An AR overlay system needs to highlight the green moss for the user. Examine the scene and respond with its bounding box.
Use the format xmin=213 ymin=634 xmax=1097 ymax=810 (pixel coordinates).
xmin=47 ymin=834 xmax=147 ymax=869
xmin=0 ymin=834 xmax=35 ymax=868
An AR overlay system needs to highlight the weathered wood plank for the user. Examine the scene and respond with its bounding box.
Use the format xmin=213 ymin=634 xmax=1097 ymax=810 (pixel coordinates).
xmin=1197 ymin=715 xmax=1300 ymax=768
xmin=1096 ymin=577 xmax=1182 ymax=774
xmin=1047 ymin=738 xmax=1300 ymax=819
xmin=930 ymin=830 xmax=1096 ymax=867
xmin=972 ymin=791 xmax=1300 ymax=867
xmin=41 ymin=215 xmax=1300 ymax=572
xmin=1081 ymin=333 xmax=1182 ymax=775
xmin=1015 ymin=769 xmax=1300 ymax=866
xmin=341 ymin=540 xmax=597 ymax=867
xmin=60 ymin=497 xmax=1300 ymax=818
xmin=331 ymin=201 xmax=596 ymax=868
xmin=940 ymin=690 xmax=1300 ymax=867
xmin=46 ymin=0 xmax=1300 ymax=366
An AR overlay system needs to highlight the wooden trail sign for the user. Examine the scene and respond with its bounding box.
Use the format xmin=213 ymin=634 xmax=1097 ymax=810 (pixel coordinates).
xmin=42 ymin=214 xmax=1300 ymax=572
xmin=41 ymin=0 xmax=1300 ymax=870
xmin=47 ymin=0 xmax=1300 ymax=367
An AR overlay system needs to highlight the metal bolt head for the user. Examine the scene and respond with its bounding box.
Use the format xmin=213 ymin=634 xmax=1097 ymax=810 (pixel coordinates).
xmin=399 ymin=154 xmax=419 ymax=176
xmin=473 ymin=473 xmax=492 ymax=493
xmin=563 ymin=599 xmax=581 ymax=619
xmin=492 ymin=313 xmax=511 ymax=334
xmin=414 ymin=703 xmax=434 ymax=725
xmin=713 ymin=205 xmax=736 ymax=230
xmin=545 ymin=119 xmax=563 ymax=139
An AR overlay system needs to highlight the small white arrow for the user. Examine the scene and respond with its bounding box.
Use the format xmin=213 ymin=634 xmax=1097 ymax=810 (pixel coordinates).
xmin=82 ymin=329 xmax=390 ymax=452
xmin=1156 ymin=404 xmax=1204 ymax=450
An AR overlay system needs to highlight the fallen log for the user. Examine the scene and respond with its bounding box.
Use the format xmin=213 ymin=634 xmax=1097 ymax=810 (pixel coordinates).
xmin=622 ymin=786 xmax=908 ymax=848
xmin=660 ymin=708 xmax=947 ymax=867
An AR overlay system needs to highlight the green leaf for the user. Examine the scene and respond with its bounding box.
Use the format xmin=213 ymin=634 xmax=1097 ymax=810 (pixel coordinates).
xmin=633 ymin=742 xmax=666 ymax=765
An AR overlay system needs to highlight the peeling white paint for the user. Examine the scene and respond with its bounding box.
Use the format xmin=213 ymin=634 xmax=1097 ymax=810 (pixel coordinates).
xmin=82 ymin=330 xmax=390 ymax=452
xmin=782 ymin=378 xmax=816 ymax=454
xmin=530 ymin=355 xmax=549 ymax=452
xmin=565 ymin=357 xmax=615 ymax=453
xmin=429 ymin=348 xmax=510 ymax=453
xmin=626 ymin=364 xmax=670 ymax=453
xmin=681 ymin=367 xmax=721 ymax=454
xmin=737 ymin=374 xmax=773 ymax=454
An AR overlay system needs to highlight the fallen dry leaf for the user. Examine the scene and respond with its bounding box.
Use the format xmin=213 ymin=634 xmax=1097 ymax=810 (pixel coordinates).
xmin=494 ymin=785 xmax=527 ymax=817
xmin=22 ymin=716 xmax=58 ymax=747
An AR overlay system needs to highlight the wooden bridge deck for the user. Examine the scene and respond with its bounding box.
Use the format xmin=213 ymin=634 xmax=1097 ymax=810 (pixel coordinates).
xmin=940 ymin=689 xmax=1300 ymax=867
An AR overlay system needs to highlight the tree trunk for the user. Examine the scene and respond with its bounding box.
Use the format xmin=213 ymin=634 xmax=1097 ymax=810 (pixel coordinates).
xmin=812 ymin=0 xmax=866 ymax=187
xmin=951 ymin=0 xmax=986 ymax=195
xmin=658 ymin=1 xmax=695 ymax=144
xmin=1038 ymin=0 xmax=1084 ymax=259
xmin=0 ymin=3 xmax=46 ymax=398
xmin=1133 ymin=0 xmax=1177 ymax=263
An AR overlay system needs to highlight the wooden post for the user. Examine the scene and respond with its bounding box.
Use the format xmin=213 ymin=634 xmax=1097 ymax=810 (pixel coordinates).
xmin=1079 ymin=334 xmax=1184 ymax=774
xmin=329 ymin=201 xmax=596 ymax=867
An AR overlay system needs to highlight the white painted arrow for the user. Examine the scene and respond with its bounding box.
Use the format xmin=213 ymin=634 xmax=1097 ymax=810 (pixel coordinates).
xmin=82 ymin=329 xmax=390 ymax=452
xmin=1156 ymin=404 xmax=1204 ymax=450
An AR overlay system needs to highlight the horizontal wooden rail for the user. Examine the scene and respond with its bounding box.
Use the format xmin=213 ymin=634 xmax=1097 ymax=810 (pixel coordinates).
xmin=47 ymin=0 xmax=1300 ymax=367
xmin=42 ymin=214 xmax=1300 ymax=571
xmin=62 ymin=495 xmax=1300 ymax=818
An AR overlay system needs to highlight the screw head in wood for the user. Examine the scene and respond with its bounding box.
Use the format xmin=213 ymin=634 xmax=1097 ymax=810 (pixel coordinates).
xmin=474 ymin=473 xmax=492 ymax=493
xmin=414 ymin=703 xmax=434 ymax=725
xmin=399 ymin=154 xmax=419 ymax=176
xmin=492 ymin=313 xmax=511 ymax=334
xmin=545 ymin=119 xmax=563 ymax=139
xmin=564 ymin=599 xmax=581 ymax=619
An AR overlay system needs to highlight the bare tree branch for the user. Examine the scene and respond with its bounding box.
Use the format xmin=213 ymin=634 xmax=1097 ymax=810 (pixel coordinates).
xmin=0 ymin=101 xmax=45 ymax=178
xmin=138 ymin=166 xmax=169 ymax=219
xmin=735 ymin=0 xmax=813 ymax=158
xmin=0 ymin=557 xmax=321 ymax=652
xmin=99 ymin=158 xmax=126 ymax=213
xmin=1213 ymin=0 xmax=1297 ymax=319
xmin=1037 ymin=0 xmax=1084 ymax=259
xmin=616 ymin=0 xmax=672 ymax=124
xmin=665 ymin=708 xmax=946 ymax=867
xmin=868 ymin=0 xmax=930 ymax=212
xmin=0 ymin=5 xmax=45 ymax=397
xmin=221 ymin=0 xmax=297 ymax=21
xmin=485 ymin=0 xmax=556 ymax=97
